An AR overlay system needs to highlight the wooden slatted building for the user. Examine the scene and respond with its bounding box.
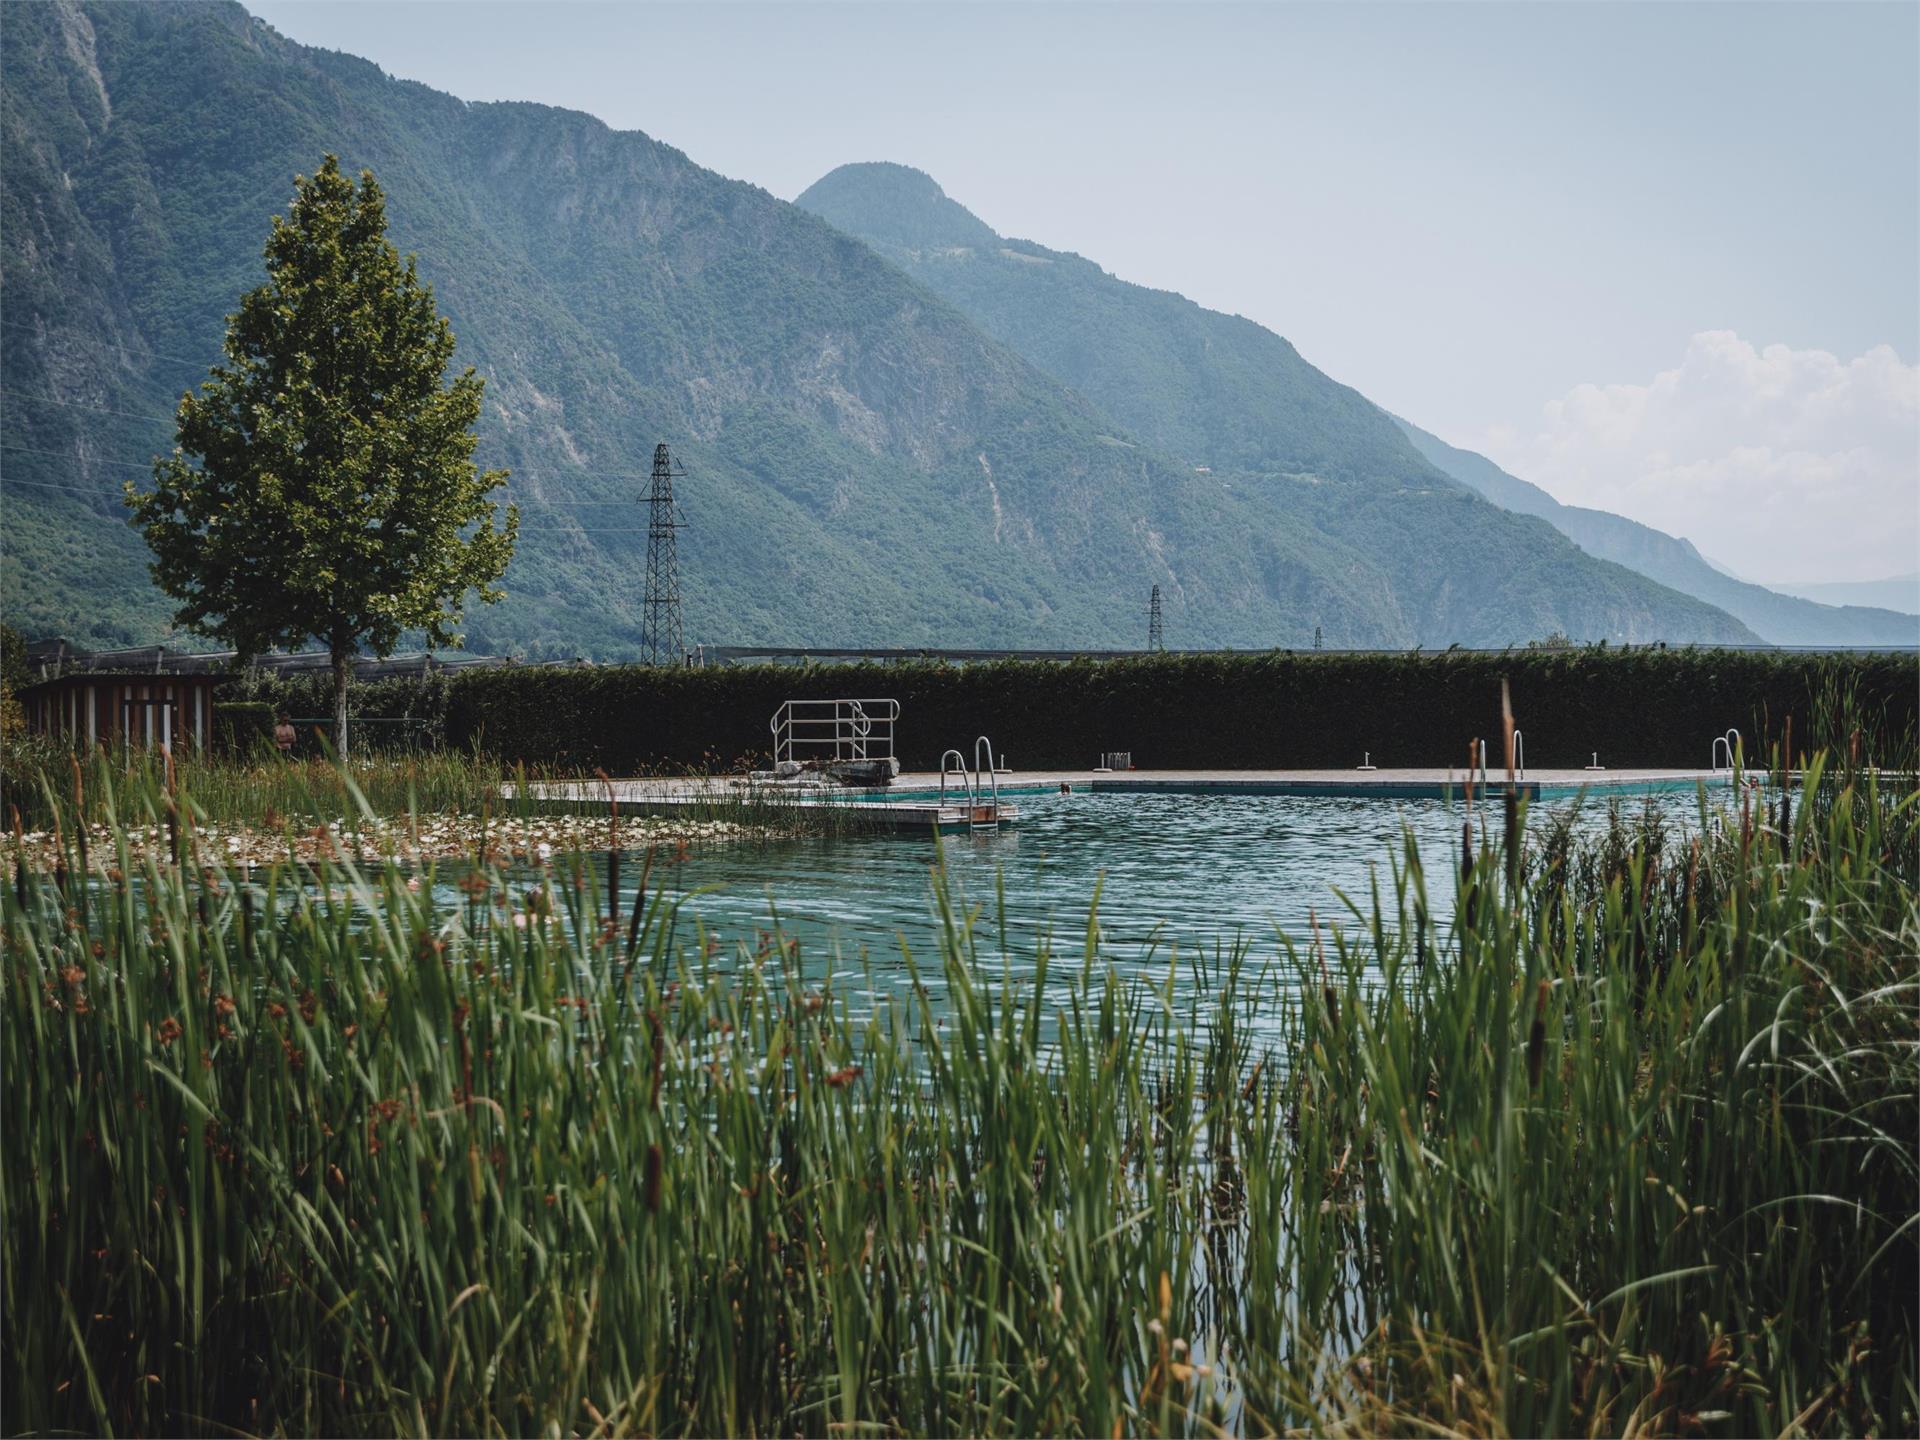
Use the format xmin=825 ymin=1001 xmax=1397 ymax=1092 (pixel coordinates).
xmin=15 ymin=640 xmax=518 ymax=751
xmin=16 ymin=646 xmax=226 ymax=751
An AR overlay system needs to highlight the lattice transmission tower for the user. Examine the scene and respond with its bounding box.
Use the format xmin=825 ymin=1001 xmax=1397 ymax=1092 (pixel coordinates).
xmin=1147 ymin=585 xmax=1164 ymax=652
xmin=641 ymin=443 xmax=687 ymax=665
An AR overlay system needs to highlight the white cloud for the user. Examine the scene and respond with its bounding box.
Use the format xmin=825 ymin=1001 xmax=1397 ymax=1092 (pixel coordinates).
xmin=1480 ymin=332 xmax=1920 ymax=585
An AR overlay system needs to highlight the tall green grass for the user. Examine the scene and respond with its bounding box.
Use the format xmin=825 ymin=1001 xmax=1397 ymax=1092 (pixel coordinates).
xmin=3 ymin=754 xmax=1914 ymax=1436
xmin=1 ymin=743 xmax=876 ymax=841
xmin=1 ymin=740 xmax=520 ymax=832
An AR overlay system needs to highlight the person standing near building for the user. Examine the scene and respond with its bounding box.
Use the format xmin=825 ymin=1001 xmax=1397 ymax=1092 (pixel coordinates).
xmin=273 ymin=712 xmax=297 ymax=757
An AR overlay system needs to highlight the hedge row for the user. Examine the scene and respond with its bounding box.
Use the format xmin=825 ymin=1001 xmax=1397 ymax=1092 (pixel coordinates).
xmin=423 ymin=650 xmax=1917 ymax=774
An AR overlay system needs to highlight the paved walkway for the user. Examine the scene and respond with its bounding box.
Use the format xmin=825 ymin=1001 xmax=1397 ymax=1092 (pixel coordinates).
xmin=521 ymin=766 xmax=1736 ymax=805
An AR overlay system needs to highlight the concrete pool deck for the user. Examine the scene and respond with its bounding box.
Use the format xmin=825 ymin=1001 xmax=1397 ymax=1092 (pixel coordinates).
xmin=1025 ymin=766 xmax=1732 ymax=799
xmin=516 ymin=766 xmax=1740 ymax=830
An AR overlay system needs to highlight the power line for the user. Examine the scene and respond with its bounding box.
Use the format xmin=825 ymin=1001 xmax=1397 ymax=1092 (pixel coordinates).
xmin=0 ymin=476 xmax=645 ymax=535
xmin=1 ymin=475 xmax=141 ymax=494
xmin=0 ymin=440 xmax=675 ymax=497
xmin=2 ymin=443 xmax=154 ymax=471
xmin=0 ymin=317 xmax=220 ymax=371
xmin=2 ymin=388 xmax=180 ymax=425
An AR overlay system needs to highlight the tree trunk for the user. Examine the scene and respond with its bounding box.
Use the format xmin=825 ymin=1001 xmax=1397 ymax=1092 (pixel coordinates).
xmin=331 ymin=644 xmax=351 ymax=760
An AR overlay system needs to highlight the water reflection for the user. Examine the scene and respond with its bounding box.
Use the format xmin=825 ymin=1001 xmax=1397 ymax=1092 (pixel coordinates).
xmin=616 ymin=787 xmax=1708 ymax=985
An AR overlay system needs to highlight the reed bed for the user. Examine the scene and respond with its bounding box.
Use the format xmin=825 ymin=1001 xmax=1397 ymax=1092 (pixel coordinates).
xmin=2 ymin=751 xmax=1914 ymax=1437
xmin=1 ymin=743 xmax=875 ymax=850
xmin=0 ymin=742 xmax=523 ymax=832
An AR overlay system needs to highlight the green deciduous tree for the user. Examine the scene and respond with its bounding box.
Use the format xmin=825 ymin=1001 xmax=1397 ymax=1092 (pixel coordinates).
xmin=129 ymin=156 xmax=516 ymax=756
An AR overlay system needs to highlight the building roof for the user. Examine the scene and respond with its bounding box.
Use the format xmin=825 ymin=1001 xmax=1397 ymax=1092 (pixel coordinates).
xmin=25 ymin=639 xmax=522 ymax=685
xmin=14 ymin=668 xmax=227 ymax=701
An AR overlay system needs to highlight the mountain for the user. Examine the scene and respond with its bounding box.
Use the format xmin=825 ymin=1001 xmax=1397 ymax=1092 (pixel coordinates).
xmin=796 ymin=164 xmax=1757 ymax=648
xmin=1764 ymin=574 xmax=1919 ymax=617
xmin=1390 ymin=422 xmax=1919 ymax=647
xmin=4 ymin=10 xmax=1753 ymax=658
xmin=798 ymin=164 xmax=1908 ymax=651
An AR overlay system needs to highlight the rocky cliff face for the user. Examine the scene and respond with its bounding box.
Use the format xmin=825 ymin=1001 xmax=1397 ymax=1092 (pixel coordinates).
xmin=801 ymin=163 xmax=1769 ymax=648
xmin=4 ymin=5 xmax=1756 ymax=654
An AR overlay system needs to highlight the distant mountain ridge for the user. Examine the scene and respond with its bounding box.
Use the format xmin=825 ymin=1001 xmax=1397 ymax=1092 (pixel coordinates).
xmin=797 ymin=163 xmax=1473 ymax=490
xmin=5 ymin=17 xmax=1751 ymax=654
xmin=1765 ymin=574 xmax=1919 ymax=617
xmin=1390 ymin=422 xmax=1919 ymax=646
xmin=798 ymin=162 xmax=1902 ymax=649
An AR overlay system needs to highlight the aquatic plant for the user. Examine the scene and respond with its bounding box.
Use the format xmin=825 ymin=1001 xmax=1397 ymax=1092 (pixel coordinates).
xmin=2 ymin=754 xmax=1913 ymax=1435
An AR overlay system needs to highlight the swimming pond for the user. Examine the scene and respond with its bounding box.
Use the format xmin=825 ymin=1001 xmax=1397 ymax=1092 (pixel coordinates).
xmin=628 ymin=784 xmax=1716 ymax=980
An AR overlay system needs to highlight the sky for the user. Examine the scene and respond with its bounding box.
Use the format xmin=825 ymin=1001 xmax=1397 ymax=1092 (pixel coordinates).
xmin=245 ymin=0 xmax=1919 ymax=585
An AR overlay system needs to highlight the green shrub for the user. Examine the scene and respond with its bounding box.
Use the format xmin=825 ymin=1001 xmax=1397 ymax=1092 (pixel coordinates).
xmin=211 ymin=700 xmax=276 ymax=755
xmin=442 ymin=648 xmax=1918 ymax=772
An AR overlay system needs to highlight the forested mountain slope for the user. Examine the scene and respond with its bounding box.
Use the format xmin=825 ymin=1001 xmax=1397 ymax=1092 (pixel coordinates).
xmin=4 ymin=7 xmax=1753 ymax=653
xmin=796 ymin=164 xmax=1792 ymax=647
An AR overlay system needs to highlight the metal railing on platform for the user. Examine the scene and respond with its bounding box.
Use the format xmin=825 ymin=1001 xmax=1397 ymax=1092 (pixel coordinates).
xmin=769 ymin=698 xmax=900 ymax=769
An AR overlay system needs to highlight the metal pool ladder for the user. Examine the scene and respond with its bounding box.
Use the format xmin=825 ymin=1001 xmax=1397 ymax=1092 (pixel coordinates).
xmin=937 ymin=736 xmax=1003 ymax=830
xmin=1474 ymin=734 xmax=1524 ymax=785
xmin=1711 ymin=728 xmax=1741 ymax=776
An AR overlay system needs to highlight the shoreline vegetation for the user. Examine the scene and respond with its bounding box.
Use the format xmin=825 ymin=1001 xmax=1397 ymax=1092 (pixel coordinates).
xmin=0 ymin=811 xmax=758 ymax=873
xmin=0 ymin=750 xmax=872 ymax=869
xmin=154 ymin=646 xmax=1920 ymax=773
xmin=3 ymin=737 xmax=1915 ymax=1436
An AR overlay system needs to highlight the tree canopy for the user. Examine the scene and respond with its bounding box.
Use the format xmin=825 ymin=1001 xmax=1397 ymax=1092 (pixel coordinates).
xmin=129 ymin=155 xmax=516 ymax=753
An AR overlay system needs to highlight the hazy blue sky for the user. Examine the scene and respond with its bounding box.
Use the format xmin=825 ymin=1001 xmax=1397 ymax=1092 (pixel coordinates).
xmin=245 ymin=1 xmax=1918 ymax=582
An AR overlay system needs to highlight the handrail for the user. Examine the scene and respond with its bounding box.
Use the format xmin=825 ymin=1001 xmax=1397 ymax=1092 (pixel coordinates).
xmin=974 ymin=735 xmax=999 ymax=826
xmin=770 ymin=698 xmax=901 ymax=767
xmin=1511 ymin=729 xmax=1526 ymax=782
xmin=938 ymin=749 xmax=972 ymax=810
xmin=1711 ymin=727 xmax=1741 ymax=775
xmin=1473 ymin=738 xmax=1491 ymax=793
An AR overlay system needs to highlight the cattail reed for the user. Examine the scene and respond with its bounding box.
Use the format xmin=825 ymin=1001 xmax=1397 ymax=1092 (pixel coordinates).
xmin=643 ymin=1142 xmax=663 ymax=1213
xmin=0 ymin=743 xmax=1911 ymax=1439
xmin=598 ymin=768 xmax=619 ymax=924
xmin=1501 ymin=679 xmax=1519 ymax=892
xmin=648 ymin=1007 xmax=665 ymax=1109
xmin=623 ymin=845 xmax=654 ymax=969
xmin=1311 ymin=908 xmax=1337 ymax=1029
xmin=69 ymin=755 xmax=87 ymax=883
xmin=1526 ymin=979 xmax=1548 ymax=1090
xmin=1684 ymin=837 xmax=1700 ymax=930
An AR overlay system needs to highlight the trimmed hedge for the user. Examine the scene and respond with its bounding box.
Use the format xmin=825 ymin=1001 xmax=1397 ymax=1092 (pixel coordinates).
xmin=440 ymin=649 xmax=1918 ymax=773
xmin=212 ymin=701 xmax=276 ymax=756
xmin=220 ymin=670 xmax=457 ymax=753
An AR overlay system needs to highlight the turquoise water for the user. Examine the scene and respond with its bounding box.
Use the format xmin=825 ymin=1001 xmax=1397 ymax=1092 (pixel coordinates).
xmin=636 ymin=787 xmax=1711 ymax=988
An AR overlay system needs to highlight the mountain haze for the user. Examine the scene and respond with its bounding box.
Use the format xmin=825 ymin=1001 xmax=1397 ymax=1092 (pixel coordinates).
xmin=6 ymin=10 xmax=1752 ymax=655
xmin=1392 ymin=422 xmax=1919 ymax=647
xmin=797 ymin=163 xmax=1897 ymax=649
xmin=1766 ymin=574 xmax=1919 ymax=615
